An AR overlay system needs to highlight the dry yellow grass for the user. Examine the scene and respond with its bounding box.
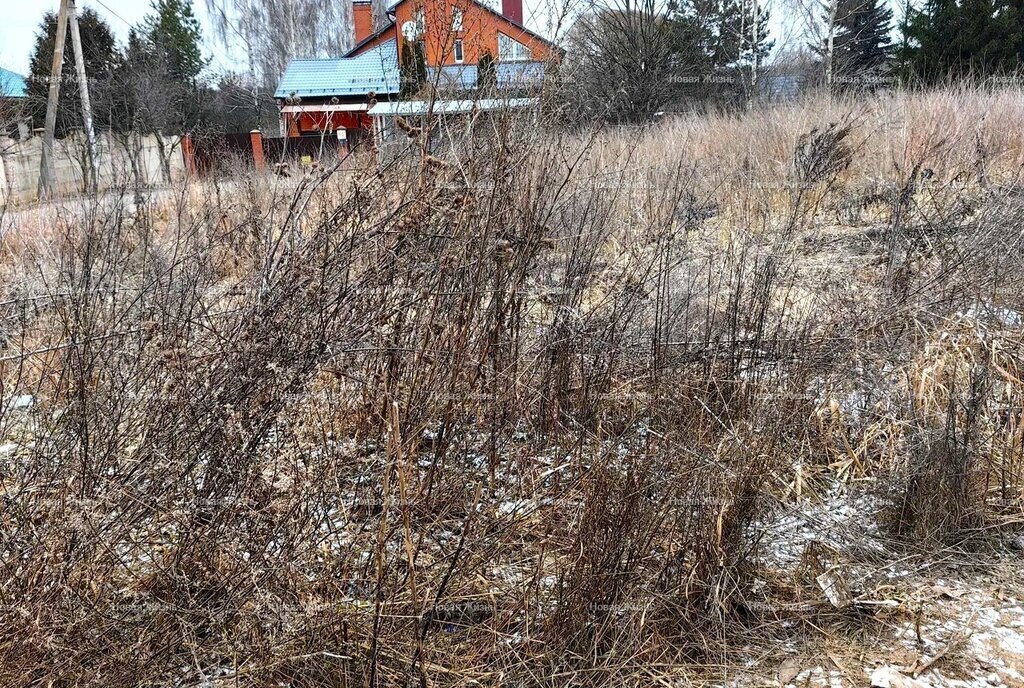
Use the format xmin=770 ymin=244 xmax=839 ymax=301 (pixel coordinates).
xmin=0 ymin=86 xmax=1021 ymax=687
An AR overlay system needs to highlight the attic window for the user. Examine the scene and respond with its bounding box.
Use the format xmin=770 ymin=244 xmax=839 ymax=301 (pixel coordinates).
xmin=498 ymin=33 xmax=531 ymax=61
xmin=452 ymin=8 xmax=463 ymax=31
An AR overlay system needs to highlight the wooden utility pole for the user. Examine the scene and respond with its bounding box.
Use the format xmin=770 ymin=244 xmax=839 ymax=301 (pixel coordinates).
xmin=38 ymin=0 xmax=71 ymax=199
xmin=68 ymin=0 xmax=100 ymax=192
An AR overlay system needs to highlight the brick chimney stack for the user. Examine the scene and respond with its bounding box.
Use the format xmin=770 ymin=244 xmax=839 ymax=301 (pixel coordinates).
xmin=501 ymin=0 xmax=523 ymax=26
xmin=353 ymin=0 xmax=374 ymax=43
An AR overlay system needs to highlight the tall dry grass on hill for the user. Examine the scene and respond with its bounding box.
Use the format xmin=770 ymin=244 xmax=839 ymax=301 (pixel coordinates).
xmin=624 ymin=86 xmax=1024 ymax=178
xmin=0 ymin=87 xmax=1022 ymax=686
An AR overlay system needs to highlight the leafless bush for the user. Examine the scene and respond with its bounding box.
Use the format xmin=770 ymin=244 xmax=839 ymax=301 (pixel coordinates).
xmin=794 ymin=121 xmax=854 ymax=183
xmin=0 ymin=86 xmax=1023 ymax=686
xmin=892 ymin=368 xmax=992 ymax=541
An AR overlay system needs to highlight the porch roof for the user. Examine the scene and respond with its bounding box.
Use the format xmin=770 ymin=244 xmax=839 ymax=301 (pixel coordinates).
xmin=367 ymin=97 xmax=537 ymax=117
xmin=281 ymin=103 xmax=370 ymax=113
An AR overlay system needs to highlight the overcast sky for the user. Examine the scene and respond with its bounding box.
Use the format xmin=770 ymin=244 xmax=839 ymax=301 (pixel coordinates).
xmin=0 ymin=0 xmax=807 ymax=80
xmin=0 ymin=0 xmax=247 ymax=77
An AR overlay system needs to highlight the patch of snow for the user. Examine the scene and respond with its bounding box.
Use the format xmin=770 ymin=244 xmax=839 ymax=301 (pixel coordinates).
xmin=497 ymin=499 xmax=536 ymax=517
xmin=757 ymin=483 xmax=887 ymax=568
xmin=959 ymin=303 xmax=1023 ymax=329
xmin=4 ymin=394 xmax=34 ymax=411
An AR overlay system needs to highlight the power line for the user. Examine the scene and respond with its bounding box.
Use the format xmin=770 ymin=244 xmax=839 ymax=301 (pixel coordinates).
xmin=90 ymin=0 xmax=250 ymax=76
xmin=91 ymin=0 xmax=133 ymax=28
xmin=92 ymin=0 xmax=248 ymax=49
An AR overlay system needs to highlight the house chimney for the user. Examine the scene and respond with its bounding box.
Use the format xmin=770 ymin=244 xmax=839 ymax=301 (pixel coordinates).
xmin=353 ymin=0 xmax=374 ymax=44
xmin=501 ymin=0 xmax=523 ymax=26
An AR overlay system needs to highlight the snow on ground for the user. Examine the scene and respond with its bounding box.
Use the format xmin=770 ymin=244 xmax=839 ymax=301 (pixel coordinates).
xmin=756 ymin=483 xmax=1024 ymax=688
xmin=758 ymin=480 xmax=889 ymax=568
xmin=879 ymin=576 xmax=1024 ymax=687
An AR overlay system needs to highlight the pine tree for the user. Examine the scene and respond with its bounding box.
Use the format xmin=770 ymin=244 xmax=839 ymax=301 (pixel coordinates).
xmin=27 ymin=9 xmax=118 ymax=135
xmin=831 ymin=0 xmax=894 ymax=84
xmin=672 ymin=0 xmax=772 ymax=69
xmin=900 ymin=0 xmax=1024 ymax=82
xmin=721 ymin=0 xmax=773 ymax=69
xmin=667 ymin=0 xmax=773 ymax=101
xmin=142 ymin=0 xmax=206 ymax=85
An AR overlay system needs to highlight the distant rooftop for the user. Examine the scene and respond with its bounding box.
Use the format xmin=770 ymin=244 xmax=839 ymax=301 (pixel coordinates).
xmin=0 ymin=68 xmax=27 ymax=99
xmin=274 ymin=39 xmax=400 ymax=100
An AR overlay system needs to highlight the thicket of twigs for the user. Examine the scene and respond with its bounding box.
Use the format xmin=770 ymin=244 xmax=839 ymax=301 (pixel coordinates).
xmin=0 ymin=87 xmax=1022 ymax=686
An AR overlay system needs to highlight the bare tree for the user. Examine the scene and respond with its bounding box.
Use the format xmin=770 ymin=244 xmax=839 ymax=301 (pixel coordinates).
xmin=822 ymin=0 xmax=839 ymax=88
xmin=540 ymin=0 xmax=591 ymax=43
xmin=371 ymin=0 xmax=389 ymax=32
xmin=557 ymin=0 xmax=677 ymax=123
xmin=783 ymin=0 xmax=841 ymax=89
xmin=205 ymin=0 xmax=355 ymax=87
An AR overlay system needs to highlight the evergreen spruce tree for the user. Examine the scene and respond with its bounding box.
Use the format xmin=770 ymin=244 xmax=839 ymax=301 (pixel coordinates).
xmin=110 ymin=1 xmax=206 ymax=178
xmin=667 ymin=0 xmax=773 ymax=102
xmin=477 ymin=52 xmax=497 ymax=92
xmin=27 ymin=9 xmax=118 ymax=135
xmin=900 ymin=0 xmax=1024 ymax=82
xmin=831 ymin=0 xmax=894 ymax=84
xmin=142 ymin=0 xmax=207 ymax=85
xmin=399 ymin=40 xmax=427 ymax=97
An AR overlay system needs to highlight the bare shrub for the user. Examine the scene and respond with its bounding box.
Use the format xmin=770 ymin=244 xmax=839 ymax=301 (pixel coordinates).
xmin=892 ymin=367 xmax=992 ymax=541
xmin=794 ymin=121 xmax=854 ymax=183
xmin=0 ymin=86 xmax=1023 ymax=686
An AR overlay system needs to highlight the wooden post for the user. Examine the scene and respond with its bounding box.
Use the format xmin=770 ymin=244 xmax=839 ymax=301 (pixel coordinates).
xmin=68 ymin=0 xmax=100 ymax=192
xmin=250 ymin=130 xmax=265 ymax=171
xmin=38 ymin=0 xmax=70 ymax=199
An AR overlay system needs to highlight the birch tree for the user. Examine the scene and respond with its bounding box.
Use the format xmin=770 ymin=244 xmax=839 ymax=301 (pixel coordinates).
xmin=782 ymin=0 xmax=840 ymax=89
xmin=205 ymin=0 xmax=355 ymax=87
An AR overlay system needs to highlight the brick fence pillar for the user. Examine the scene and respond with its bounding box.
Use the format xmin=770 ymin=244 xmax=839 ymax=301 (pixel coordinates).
xmin=181 ymin=134 xmax=197 ymax=176
xmin=250 ymin=130 xmax=265 ymax=171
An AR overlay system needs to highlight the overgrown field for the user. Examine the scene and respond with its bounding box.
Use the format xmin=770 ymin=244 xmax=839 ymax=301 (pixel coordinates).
xmin=1 ymin=87 xmax=1023 ymax=686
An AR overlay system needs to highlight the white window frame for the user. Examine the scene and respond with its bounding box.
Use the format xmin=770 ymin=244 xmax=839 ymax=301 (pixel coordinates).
xmin=451 ymin=7 xmax=463 ymax=31
xmin=497 ymin=32 xmax=531 ymax=61
xmin=453 ymin=39 xmax=464 ymax=63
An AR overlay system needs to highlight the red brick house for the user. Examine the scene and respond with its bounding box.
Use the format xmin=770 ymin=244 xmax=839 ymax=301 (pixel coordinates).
xmin=274 ymin=0 xmax=557 ymax=148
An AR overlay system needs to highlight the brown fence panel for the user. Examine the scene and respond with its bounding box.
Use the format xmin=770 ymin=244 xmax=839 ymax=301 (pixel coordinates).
xmin=185 ymin=133 xmax=351 ymax=176
xmin=190 ymin=132 xmax=255 ymax=176
xmin=263 ymin=136 xmax=346 ymax=168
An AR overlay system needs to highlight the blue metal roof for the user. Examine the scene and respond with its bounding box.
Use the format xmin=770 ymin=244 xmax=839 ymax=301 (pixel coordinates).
xmin=496 ymin=61 xmax=545 ymax=89
xmin=274 ymin=39 xmax=401 ymax=100
xmin=428 ymin=65 xmax=479 ymax=91
xmin=423 ymin=62 xmax=546 ymax=92
xmin=0 ymin=68 xmax=27 ymax=98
